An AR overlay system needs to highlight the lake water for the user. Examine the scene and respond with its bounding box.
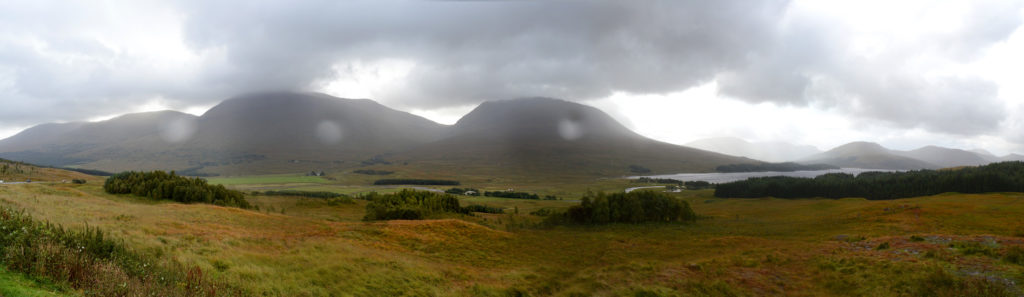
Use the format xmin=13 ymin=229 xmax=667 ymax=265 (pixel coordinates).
xmin=631 ymin=168 xmax=898 ymax=184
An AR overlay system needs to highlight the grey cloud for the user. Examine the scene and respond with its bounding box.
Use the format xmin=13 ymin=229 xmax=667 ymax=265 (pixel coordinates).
xmin=0 ymin=0 xmax=1020 ymax=141
xmin=717 ymin=1 xmax=1022 ymax=136
xmin=178 ymin=0 xmax=789 ymax=108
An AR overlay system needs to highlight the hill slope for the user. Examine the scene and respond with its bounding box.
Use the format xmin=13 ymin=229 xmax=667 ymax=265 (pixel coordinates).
xmin=0 ymin=92 xmax=449 ymax=174
xmin=896 ymin=146 xmax=989 ymax=168
xmin=800 ymin=141 xmax=939 ymax=170
xmin=0 ymin=111 xmax=197 ymax=166
xmin=392 ymin=97 xmax=755 ymax=178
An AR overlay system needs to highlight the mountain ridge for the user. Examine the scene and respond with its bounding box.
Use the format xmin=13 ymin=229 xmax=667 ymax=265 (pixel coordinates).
xmin=0 ymin=93 xmax=755 ymax=177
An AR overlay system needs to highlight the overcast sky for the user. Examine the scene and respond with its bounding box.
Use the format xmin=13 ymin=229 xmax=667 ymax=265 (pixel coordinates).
xmin=1 ymin=0 xmax=1023 ymax=155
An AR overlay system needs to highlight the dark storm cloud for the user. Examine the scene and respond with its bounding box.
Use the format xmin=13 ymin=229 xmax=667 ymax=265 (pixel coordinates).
xmin=177 ymin=0 xmax=788 ymax=106
xmin=0 ymin=0 xmax=1020 ymax=139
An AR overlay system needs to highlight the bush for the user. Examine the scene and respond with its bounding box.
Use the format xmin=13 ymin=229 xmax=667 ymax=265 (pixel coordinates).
xmin=326 ymin=197 xmax=355 ymax=206
xmin=1003 ymin=246 xmax=1024 ymax=265
xmin=547 ymin=191 xmax=696 ymax=225
xmin=71 ymin=179 xmax=87 ymax=184
xmin=0 ymin=206 xmax=242 ymax=296
xmin=446 ymin=188 xmax=481 ymax=196
xmin=104 ymin=171 xmax=250 ymax=208
xmin=363 ymin=190 xmax=464 ymax=221
xmin=484 ymin=191 xmax=540 ymax=199
xmin=462 ymin=204 xmax=504 ymax=214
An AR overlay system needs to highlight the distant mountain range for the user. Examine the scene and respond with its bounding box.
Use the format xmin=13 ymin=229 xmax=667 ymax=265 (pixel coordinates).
xmin=685 ymin=137 xmax=821 ymax=162
xmin=798 ymin=142 xmax=1024 ymax=170
xmin=0 ymin=92 xmax=753 ymax=177
xmin=687 ymin=137 xmax=1024 ymax=171
xmin=2 ymin=92 xmax=1019 ymax=177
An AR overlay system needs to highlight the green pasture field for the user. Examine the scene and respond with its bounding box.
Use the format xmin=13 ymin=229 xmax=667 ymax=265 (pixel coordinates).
xmin=0 ymin=267 xmax=72 ymax=297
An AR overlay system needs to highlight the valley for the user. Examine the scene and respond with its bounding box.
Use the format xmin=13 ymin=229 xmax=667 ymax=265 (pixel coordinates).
xmin=1 ymin=163 xmax=1023 ymax=296
xmin=1 ymin=93 xmax=1024 ymax=296
xmin=5 ymin=2 xmax=1024 ymax=296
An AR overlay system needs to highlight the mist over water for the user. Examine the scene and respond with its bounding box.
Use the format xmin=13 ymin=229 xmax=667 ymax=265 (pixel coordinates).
xmin=633 ymin=168 xmax=900 ymax=184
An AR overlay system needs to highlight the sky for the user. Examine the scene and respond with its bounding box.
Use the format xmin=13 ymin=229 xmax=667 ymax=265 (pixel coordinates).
xmin=1 ymin=0 xmax=1023 ymax=155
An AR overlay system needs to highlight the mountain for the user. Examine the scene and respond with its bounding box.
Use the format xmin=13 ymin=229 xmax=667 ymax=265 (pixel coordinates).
xmin=0 ymin=94 xmax=752 ymax=178
xmin=0 ymin=92 xmax=448 ymax=174
xmin=685 ymin=137 xmax=821 ymax=162
xmin=800 ymin=141 xmax=939 ymax=170
xmin=186 ymin=92 xmax=447 ymax=155
xmin=0 ymin=111 xmax=198 ymax=166
xmin=896 ymin=146 xmax=989 ymax=168
xmin=969 ymin=149 xmax=1000 ymax=162
xmin=391 ymin=97 xmax=755 ymax=177
xmin=1002 ymin=154 xmax=1024 ymax=162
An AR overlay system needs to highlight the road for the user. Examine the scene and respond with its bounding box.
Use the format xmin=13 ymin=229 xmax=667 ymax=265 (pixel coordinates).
xmin=624 ymin=185 xmax=665 ymax=193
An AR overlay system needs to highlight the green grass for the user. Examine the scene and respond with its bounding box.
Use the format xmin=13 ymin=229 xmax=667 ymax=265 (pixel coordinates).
xmin=0 ymin=267 xmax=73 ymax=297
xmin=205 ymin=173 xmax=330 ymax=185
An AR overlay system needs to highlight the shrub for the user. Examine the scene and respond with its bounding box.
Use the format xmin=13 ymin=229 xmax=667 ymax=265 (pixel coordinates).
xmin=326 ymin=197 xmax=355 ymax=206
xmin=363 ymin=190 xmax=464 ymax=221
xmin=462 ymin=204 xmax=504 ymax=214
xmin=484 ymin=191 xmax=540 ymax=199
xmin=104 ymin=171 xmax=250 ymax=208
xmin=0 ymin=206 xmax=242 ymax=296
xmin=1004 ymin=246 xmax=1024 ymax=265
xmin=71 ymin=179 xmax=87 ymax=184
xmin=446 ymin=188 xmax=481 ymax=196
xmin=547 ymin=191 xmax=696 ymax=225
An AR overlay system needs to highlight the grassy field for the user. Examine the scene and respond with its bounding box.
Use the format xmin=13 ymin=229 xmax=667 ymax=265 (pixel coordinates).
xmin=0 ymin=267 xmax=72 ymax=297
xmin=1 ymin=174 xmax=1023 ymax=296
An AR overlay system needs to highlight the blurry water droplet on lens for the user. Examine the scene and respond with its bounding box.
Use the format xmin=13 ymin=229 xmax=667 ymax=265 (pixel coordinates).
xmin=558 ymin=118 xmax=583 ymax=141
xmin=160 ymin=118 xmax=196 ymax=143
xmin=316 ymin=121 xmax=343 ymax=144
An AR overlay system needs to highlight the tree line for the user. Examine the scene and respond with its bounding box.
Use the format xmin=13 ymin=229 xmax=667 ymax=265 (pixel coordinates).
xmin=714 ymin=161 xmax=1024 ymax=200
xmin=545 ymin=190 xmax=696 ymax=225
xmin=446 ymin=188 xmax=481 ymax=196
xmin=103 ymin=171 xmax=251 ymax=208
xmin=634 ymin=178 xmax=712 ymax=190
xmin=715 ymin=162 xmax=838 ymax=173
xmin=483 ymin=191 xmax=557 ymax=200
xmin=363 ymin=190 xmax=505 ymax=220
xmin=373 ymin=179 xmax=460 ymax=186
xmin=634 ymin=177 xmax=683 ymax=185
